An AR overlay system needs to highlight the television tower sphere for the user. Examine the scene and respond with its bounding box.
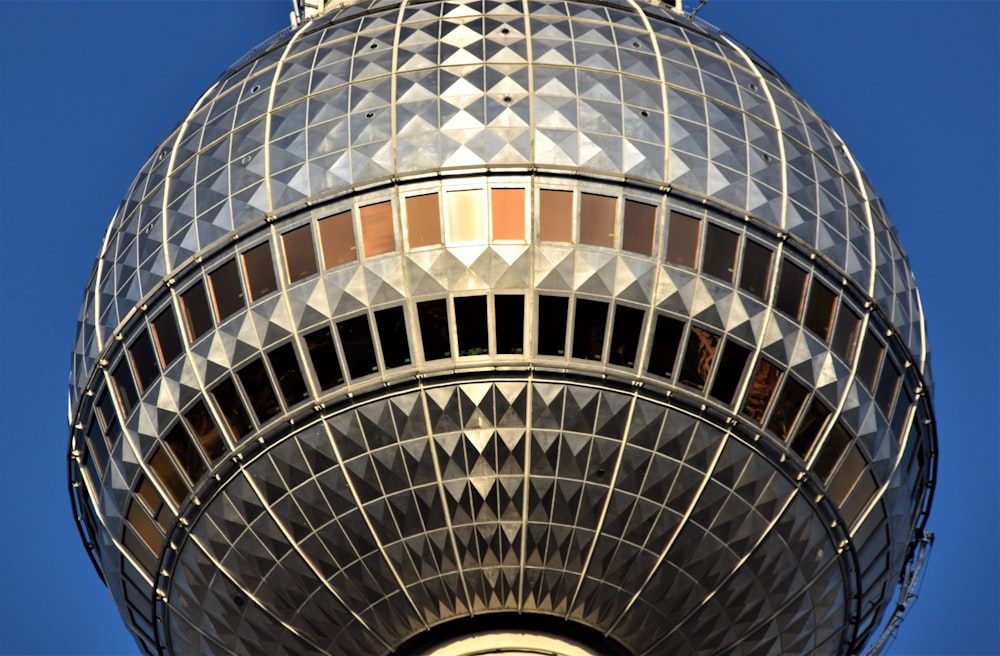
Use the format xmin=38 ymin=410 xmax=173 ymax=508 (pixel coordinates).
xmin=67 ymin=1 xmax=937 ymax=654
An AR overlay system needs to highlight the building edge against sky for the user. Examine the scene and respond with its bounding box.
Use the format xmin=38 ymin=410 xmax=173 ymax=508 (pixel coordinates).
xmin=60 ymin=0 xmax=947 ymax=654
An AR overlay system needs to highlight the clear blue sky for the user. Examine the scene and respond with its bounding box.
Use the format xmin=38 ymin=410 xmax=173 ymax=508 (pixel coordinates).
xmin=0 ymin=1 xmax=995 ymax=654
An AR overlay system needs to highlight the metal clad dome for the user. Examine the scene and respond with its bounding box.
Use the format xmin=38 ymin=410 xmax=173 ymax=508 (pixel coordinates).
xmin=67 ymin=1 xmax=937 ymax=655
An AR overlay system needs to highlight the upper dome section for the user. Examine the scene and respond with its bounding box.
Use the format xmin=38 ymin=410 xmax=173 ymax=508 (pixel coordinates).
xmin=69 ymin=0 xmax=929 ymax=409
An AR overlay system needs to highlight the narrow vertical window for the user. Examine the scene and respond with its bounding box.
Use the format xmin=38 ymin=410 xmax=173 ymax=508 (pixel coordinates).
xmin=678 ymin=326 xmax=720 ymax=390
xmin=455 ymin=296 xmax=489 ymax=356
xmin=149 ymin=446 xmax=188 ymax=505
xmin=243 ymin=243 xmax=277 ymax=302
xmin=319 ymin=210 xmax=357 ymax=268
xmin=775 ymin=260 xmax=807 ymax=319
xmin=814 ymin=422 xmax=853 ymax=483
xmin=163 ymin=422 xmax=207 ymax=484
xmin=338 ymin=315 xmax=379 ymax=378
xmin=539 ymin=189 xmax=573 ymax=242
xmin=209 ymin=259 xmax=245 ymax=321
xmin=828 ymin=445 xmax=866 ymax=505
xmin=537 ymin=296 xmax=569 ymax=356
xmin=237 ymin=358 xmax=282 ymax=423
xmin=374 ymin=306 xmax=412 ymax=368
xmin=491 ymin=188 xmax=525 ymax=240
xmin=572 ymin=299 xmax=609 ymax=361
xmin=608 ymin=305 xmax=643 ymax=367
xmin=211 ymin=377 xmax=254 ymax=440
xmin=743 ymin=359 xmax=781 ymax=422
xmin=494 ymin=295 xmax=524 ymax=354
xmin=183 ymin=400 xmax=226 ymax=463
xmin=702 ymin=224 xmax=740 ymax=282
xmin=282 ymin=225 xmax=318 ymax=283
xmin=304 ymin=326 xmax=345 ymax=390
xmin=789 ymin=398 xmax=831 ymax=459
xmin=446 ymin=189 xmax=486 ymax=242
xmin=406 ymin=193 xmax=441 ymax=248
xmin=709 ymin=340 xmax=750 ymax=404
xmin=830 ymin=305 xmax=861 ymax=364
xmin=738 ymin=240 xmax=772 ymax=299
xmin=622 ymin=200 xmax=656 ymax=256
xmin=665 ymin=211 xmax=700 ymax=268
xmin=766 ymin=377 xmax=809 ymax=441
xmin=417 ymin=299 xmax=450 ymax=360
xmin=181 ymin=280 xmax=213 ymax=341
xmin=267 ymin=343 xmax=310 ymax=405
xmin=128 ymin=329 xmax=159 ymax=393
xmin=126 ymin=500 xmax=163 ymax=555
xmin=856 ymin=332 xmax=884 ymax=391
xmin=360 ymin=201 xmax=395 ymax=256
xmin=112 ymin=360 xmax=139 ymax=417
xmin=151 ymin=306 xmax=183 ymax=367
xmin=804 ymin=278 xmax=838 ymax=340
xmin=647 ymin=315 xmax=684 ymax=378
xmin=579 ymin=193 xmax=616 ymax=248
xmin=874 ymin=360 xmax=901 ymax=417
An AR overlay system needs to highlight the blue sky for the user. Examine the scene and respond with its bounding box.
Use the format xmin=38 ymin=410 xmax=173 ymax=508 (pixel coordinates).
xmin=0 ymin=1 xmax=995 ymax=654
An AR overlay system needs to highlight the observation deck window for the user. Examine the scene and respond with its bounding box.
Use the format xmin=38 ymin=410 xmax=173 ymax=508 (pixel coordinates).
xmin=282 ymin=224 xmax=318 ymax=283
xmin=537 ymin=295 xmax=569 ymax=356
xmin=127 ymin=329 xmax=159 ymax=394
xmin=267 ymin=344 xmax=310 ymax=405
xmin=180 ymin=280 xmax=213 ymax=341
xmin=374 ymin=306 xmax=412 ymax=368
xmin=151 ymin=306 xmax=183 ymax=367
xmin=856 ymin=332 xmax=884 ymax=391
xmin=491 ymin=188 xmax=525 ymax=240
xmin=494 ymin=295 xmax=524 ymax=354
xmin=813 ymin=421 xmax=853 ymax=483
xmin=183 ymin=400 xmax=226 ymax=463
xmin=665 ymin=211 xmax=700 ymax=269
xmin=830 ymin=305 xmax=860 ymax=364
xmin=708 ymin=340 xmax=750 ymax=404
xmin=209 ymin=260 xmax=245 ymax=322
xmin=742 ymin=358 xmax=781 ymax=422
xmin=211 ymin=377 xmax=254 ymax=440
xmin=337 ymin=315 xmax=379 ymax=378
xmin=304 ymin=326 xmax=345 ymax=390
xmin=163 ymin=422 xmax=207 ymax=484
xmin=447 ymin=189 xmax=486 ymax=243
xmin=579 ymin=193 xmax=616 ymax=248
xmin=608 ymin=304 xmax=644 ymax=368
xmin=149 ymin=446 xmax=188 ymax=505
xmin=319 ymin=211 xmax=357 ymax=268
xmin=803 ymin=278 xmax=837 ymax=340
xmin=828 ymin=444 xmax=866 ymax=506
xmin=417 ymin=299 xmax=451 ymax=360
xmin=242 ymin=243 xmax=277 ymax=302
xmin=678 ymin=326 xmax=720 ymax=390
xmin=874 ymin=359 xmax=901 ymax=418
xmin=455 ymin=296 xmax=489 ymax=356
xmin=738 ymin=240 xmax=772 ymax=299
xmin=775 ymin=259 xmax=807 ymax=319
xmin=539 ymin=189 xmax=573 ymax=242
xmin=702 ymin=224 xmax=739 ymax=283
xmin=766 ymin=375 xmax=808 ymax=440
xmin=237 ymin=357 xmax=282 ymax=423
xmin=647 ymin=314 xmax=684 ymax=378
xmin=572 ymin=298 xmax=609 ymax=361
xmin=112 ymin=359 xmax=139 ymax=417
xmin=622 ymin=200 xmax=656 ymax=256
xmin=360 ymin=201 xmax=395 ymax=256
xmin=405 ymin=193 xmax=441 ymax=248
xmin=789 ymin=397 xmax=832 ymax=459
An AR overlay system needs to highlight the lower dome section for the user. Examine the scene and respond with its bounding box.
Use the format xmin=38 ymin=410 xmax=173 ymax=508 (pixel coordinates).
xmin=160 ymin=376 xmax=850 ymax=655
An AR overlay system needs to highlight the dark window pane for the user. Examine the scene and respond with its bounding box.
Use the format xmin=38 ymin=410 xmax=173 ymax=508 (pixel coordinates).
xmin=128 ymin=329 xmax=159 ymax=393
xmin=237 ymin=358 xmax=282 ymax=423
xmin=709 ymin=340 xmax=750 ymax=404
xmin=814 ymin=422 xmax=852 ymax=482
xmin=829 ymin=446 xmax=866 ymax=506
xmin=211 ymin=377 xmax=254 ymax=440
xmin=679 ymin=326 xmax=720 ymax=390
xmin=608 ymin=305 xmax=644 ymax=367
xmin=360 ymin=201 xmax=395 ymax=256
xmin=149 ymin=446 xmax=188 ymax=505
xmin=775 ymin=260 xmax=807 ymax=319
xmin=304 ymin=327 xmax=345 ymax=390
xmin=163 ymin=422 xmax=206 ymax=484
xmin=743 ymin=359 xmax=781 ymax=422
xmin=112 ymin=360 xmax=139 ymax=417
xmin=891 ymin=389 xmax=911 ymax=438
xmin=856 ymin=332 xmax=884 ymax=391
xmin=122 ymin=527 xmax=157 ymax=575
xmin=874 ymin=360 xmax=900 ymax=417
xmin=338 ymin=315 xmax=379 ymax=378
xmin=622 ymin=200 xmax=656 ymax=256
xmin=739 ymin=240 xmax=772 ymax=299
xmin=374 ymin=307 xmax=411 ymax=368
xmin=135 ymin=475 xmax=160 ymax=515
xmin=151 ymin=306 xmax=183 ymax=367
xmin=579 ymin=193 xmax=616 ymax=247
xmin=127 ymin=501 xmax=163 ymax=554
xmin=243 ymin=243 xmax=277 ymax=302
xmin=647 ymin=315 xmax=684 ymax=378
xmin=209 ymin=259 xmax=245 ymax=321
xmin=537 ymin=296 xmax=569 ymax=356
xmin=840 ymin=471 xmax=876 ymax=527
xmin=85 ymin=430 xmax=109 ymax=479
xmin=406 ymin=193 xmax=441 ymax=248
xmin=572 ymin=299 xmax=609 ymax=361
xmin=183 ymin=400 xmax=226 ymax=463
xmin=539 ymin=189 xmax=573 ymax=242
xmin=181 ymin=280 xmax=213 ymax=341
xmin=790 ymin=398 xmax=831 ymax=459
xmin=665 ymin=211 xmax=700 ymax=268
xmin=766 ymin=377 xmax=809 ymax=441
xmin=702 ymin=224 xmax=740 ymax=282
xmin=417 ymin=299 xmax=451 ymax=360
xmin=96 ymin=391 xmax=118 ymax=433
xmin=804 ymin=279 xmax=838 ymax=340
xmin=455 ymin=296 xmax=489 ymax=356
xmin=495 ymin=295 xmax=524 ymax=354
xmin=319 ymin=210 xmax=357 ymax=268
xmin=831 ymin=306 xmax=860 ymax=363
xmin=282 ymin=225 xmax=318 ymax=283
xmin=267 ymin=344 xmax=310 ymax=405
xmin=492 ymin=188 xmax=525 ymax=240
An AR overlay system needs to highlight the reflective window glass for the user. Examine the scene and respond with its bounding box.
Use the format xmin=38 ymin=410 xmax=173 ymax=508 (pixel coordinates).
xmin=890 ymin=388 xmax=911 ymax=438
xmin=85 ymin=430 xmax=108 ymax=480
xmin=738 ymin=240 xmax=772 ymax=299
xmin=874 ymin=360 xmax=901 ymax=417
xmin=282 ymin=225 xmax=318 ymax=283
xmin=572 ymin=299 xmax=609 ymax=361
xmin=417 ymin=299 xmax=450 ymax=360
xmin=304 ymin=326 xmax=345 ymax=390
xmin=122 ymin=526 xmax=157 ymax=575
xmin=679 ymin=326 xmax=720 ymax=390
xmin=209 ymin=259 xmax=245 ymax=321
xmin=338 ymin=315 xmax=379 ymax=378
xmin=579 ymin=193 xmax=616 ymax=248
xmin=406 ymin=193 xmax=441 ymax=248
xmin=360 ymin=201 xmax=395 ymax=256
xmin=128 ymin=329 xmax=159 ymax=394
xmin=790 ymin=398 xmax=831 ymax=459
xmin=183 ymin=400 xmax=226 ymax=463
xmin=374 ymin=306 xmax=411 ymax=368
xmin=814 ymin=422 xmax=853 ymax=482
xmin=775 ymin=260 xmax=807 ymax=319
xmin=446 ymin=189 xmax=486 ymax=242
xmin=237 ymin=358 xmax=282 ymax=423
xmin=491 ymin=188 xmax=525 ymax=240
xmin=112 ymin=360 xmax=139 ymax=417
xmin=151 ymin=307 xmax=183 ymax=367
xmin=647 ymin=314 xmax=684 ymax=378
xmin=126 ymin=500 xmax=163 ymax=554
xmin=766 ymin=376 xmax=809 ymax=440
xmin=702 ymin=224 xmax=739 ymax=282
xmin=180 ymin=280 xmax=213 ymax=341
xmin=149 ymin=446 xmax=188 ymax=505
xmin=804 ymin=278 xmax=838 ymax=340
xmin=856 ymin=332 xmax=884 ymax=391
xmin=97 ymin=390 xmax=118 ymax=432
xmin=831 ymin=305 xmax=860 ymax=363
xmin=608 ymin=305 xmax=644 ymax=367
xmin=455 ymin=296 xmax=489 ymax=356
xmin=267 ymin=343 xmax=310 ymax=405
xmin=211 ymin=377 xmax=254 ymax=440
xmin=539 ymin=189 xmax=573 ymax=242
xmin=665 ymin=211 xmax=700 ymax=268
xmin=709 ymin=340 xmax=750 ymax=404
xmin=135 ymin=475 xmax=161 ymax=516
xmin=828 ymin=445 xmax=866 ymax=504
xmin=163 ymin=422 xmax=206 ymax=484
xmin=622 ymin=200 xmax=656 ymax=256
xmin=841 ymin=471 xmax=877 ymax=527
xmin=537 ymin=296 xmax=569 ymax=356
xmin=243 ymin=243 xmax=277 ymax=302
xmin=494 ymin=295 xmax=524 ymax=354
xmin=319 ymin=210 xmax=357 ymax=268
xmin=743 ymin=359 xmax=781 ymax=422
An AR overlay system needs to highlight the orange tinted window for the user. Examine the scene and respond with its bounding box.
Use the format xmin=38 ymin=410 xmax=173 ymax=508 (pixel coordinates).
xmin=579 ymin=193 xmax=616 ymax=247
xmin=318 ymin=211 xmax=357 ymax=268
xmin=406 ymin=193 xmax=441 ymax=248
xmin=539 ymin=189 xmax=573 ymax=242
xmin=622 ymin=200 xmax=656 ymax=255
xmin=360 ymin=201 xmax=395 ymax=256
xmin=491 ymin=188 xmax=525 ymax=240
